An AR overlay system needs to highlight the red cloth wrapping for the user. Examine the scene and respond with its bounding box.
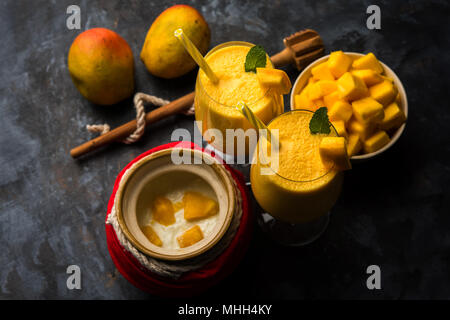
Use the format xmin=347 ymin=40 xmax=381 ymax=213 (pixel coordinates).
xmin=105 ymin=141 xmax=253 ymax=297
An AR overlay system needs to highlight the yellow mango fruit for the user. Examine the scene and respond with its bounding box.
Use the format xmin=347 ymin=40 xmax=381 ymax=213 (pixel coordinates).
xmin=331 ymin=120 xmax=348 ymax=140
xmin=177 ymin=225 xmax=204 ymax=248
xmin=369 ymin=80 xmax=398 ymax=106
xmin=351 ymin=69 xmax=383 ymax=86
xmin=363 ymin=130 xmax=390 ymax=153
xmin=378 ymin=102 xmax=406 ymax=131
xmin=308 ymin=80 xmax=338 ymax=100
xmin=327 ymin=51 xmax=352 ymax=78
xmin=141 ymin=225 xmax=162 ymax=247
xmin=347 ymin=117 xmax=375 ymax=141
xmin=351 ymin=97 xmax=384 ymax=124
xmin=319 ymin=137 xmax=352 ymax=171
xmin=337 ymin=72 xmax=368 ymax=101
xmin=323 ymin=91 xmax=342 ymax=110
xmin=352 ymin=53 xmax=383 ymax=74
xmin=311 ymin=62 xmax=335 ymax=81
xmin=140 ymin=5 xmax=210 ymax=79
xmin=68 ymin=28 xmax=135 ymax=105
xmin=183 ymin=191 xmax=219 ymax=221
xmin=347 ymin=134 xmax=362 ymax=157
xmin=329 ymin=100 xmax=353 ymax=123
xmin=151 ymin=196 xmax=176 ymax=226
xmin=256 ymin=68 xmax=292 ymax=94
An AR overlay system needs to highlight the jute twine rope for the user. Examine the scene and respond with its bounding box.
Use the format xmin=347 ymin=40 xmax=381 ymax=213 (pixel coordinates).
xmin=87 ymin=92 xmax=195 ymax=143
xmin=106 ymin=161 xmax=243 ymax=279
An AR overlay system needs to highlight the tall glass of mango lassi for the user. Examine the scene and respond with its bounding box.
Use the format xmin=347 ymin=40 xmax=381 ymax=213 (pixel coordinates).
xmin=195 ymin=41 xmax=284 ymax=156
xmin=250 ymin=109 xmax=343 ymax=245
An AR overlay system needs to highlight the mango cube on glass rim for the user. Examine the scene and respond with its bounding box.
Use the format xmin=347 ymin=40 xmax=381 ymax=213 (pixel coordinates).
xmin=347 ymin=134 xmax=362 ymax=157
xmin=151 ymin=196 xmax=176 ymax=226
xmin=183 ymin=191 xmax=219 ymax=221
xmin=379 ymin=102 xmax=406 ymax=131
xmin=369 ymin=79 xmax=398 ymax=106
xmin=351 ymin=69 xmax=383 ymax=86
xmin=329 ymin=100 xmax=353 ymax=123
xmin=328 ymin=51 xmax=352 ymax=78
xmin=352 ymin=53 xmax=384 ymax=74
xmin=363 ymin=130 xmax=390 ymax=153
xmin=141 ymin=225 xmax=162 ymax=247
xmin=256 ymin=67 xmax=292 ymax=95
xmin=351 ymin=97 xmax=384 ymax=124
xmin=337 ymin=72 xmax=368 ymax=101
xmin=319 ymin=137 xmax=352 ymax=171
xmin=177 ymin=225 xmax=204 ymax=248
xmin=311 ymin=62 xmax=335 ymax=81
xmin=348 ymin=117 xmax=375 ymax=141
xmin=331 ymin=120 xmax=348 ymax=140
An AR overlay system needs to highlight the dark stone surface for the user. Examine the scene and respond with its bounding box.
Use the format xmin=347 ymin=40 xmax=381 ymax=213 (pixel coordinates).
xmin=0 ymin=0 xmax=449 ymax=299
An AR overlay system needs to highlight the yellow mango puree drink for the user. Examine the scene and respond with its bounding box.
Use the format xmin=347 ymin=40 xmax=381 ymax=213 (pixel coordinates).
xmin=195 ymin=42 xmax=284 ymax=154
xmin=250 ymin=110 xmax=343 ymax=224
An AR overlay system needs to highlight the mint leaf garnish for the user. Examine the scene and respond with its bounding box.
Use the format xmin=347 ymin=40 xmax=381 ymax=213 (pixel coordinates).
xmin=309 ymin=107 xmax=331 ymax=134
xmin=245 ymin=45 xmax=267 ymax=73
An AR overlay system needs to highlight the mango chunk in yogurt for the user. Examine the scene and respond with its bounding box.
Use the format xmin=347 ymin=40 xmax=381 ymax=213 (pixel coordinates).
xmin=151 ymin=196 xmax=176 ymax=226
xmin=183 ymin=191 xmax=219 ymax=221
xmin=177 ymin=225 xmax=204 ymax=248
xmin=142 ymin=225 xmax=163 ymax=247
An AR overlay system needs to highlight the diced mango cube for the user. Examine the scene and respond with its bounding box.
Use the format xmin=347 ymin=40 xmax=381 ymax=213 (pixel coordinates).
xmin=347 ymin=134 xmax=362 ymax=157
xmin=319 ymin=137 xmax=352 ymax=171
xmin=308 ymin=80 xmax=338 ymax=100
xmin=347 ymin=117 xmax=375 ymax=141
xmin=369 ymin=80 xmax=398 ymax=106
xmin=177 ymin=225 xmax=204 ymax=248
xmin=151 ymin=196 xmax=175 ymax=226
xmin=378 ymin=102 xmax=406 ymax=131
xmin=141 ymin=225 xmax=162 ymax=247
xmin=312 ymin=99 xmax=325 ymax=109
xmin=323 ymin=91 xmax=342 ymax=110
xmin=363 ymin=130 xmax=390 ymax=153
xmin=352 ymin=53 xmax=383 ymax=74
xmin=256 ymin=68 xmax=292 ymax=94
xmin=183 ymin=191 xmax=219 ymax=221
xmin=351 ymin=97 xmax=384 ymax=124
xmin=308 ymin=77 xmax=317 ymax=84
xmin=337 ymin=72 xmax=368 ymax=101
xmin=327 ymin=51 xmax=352 ymax=78
xmin=311 ymin=62 xmax=335 ymax=81
xmin=295 ymin=93 xmax=313 ymax=111
xmin=351 ymin=69 xmax=383 ymax=86
xmin=395 ymin=92 xmax=402 ymax=104
xmin=331 ymin=120 xmax=348 ymax=140
xmin=329 ymin=100 xmax=353 ymax=123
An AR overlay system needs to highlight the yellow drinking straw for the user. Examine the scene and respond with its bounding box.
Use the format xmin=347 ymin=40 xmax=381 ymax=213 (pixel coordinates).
xmin=235 ymin=101 xmax=276 ymax=144
xmin=174 ymin=28 xmax=219 ymax=84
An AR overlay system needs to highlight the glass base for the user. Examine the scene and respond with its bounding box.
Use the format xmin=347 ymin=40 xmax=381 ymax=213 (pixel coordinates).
xmin=256 ymin=210 xmax=330 ymax=246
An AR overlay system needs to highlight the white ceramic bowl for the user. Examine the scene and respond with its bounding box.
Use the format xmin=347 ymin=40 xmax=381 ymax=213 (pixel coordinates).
xmin=290 ymin=52 xmax=408 ymax=162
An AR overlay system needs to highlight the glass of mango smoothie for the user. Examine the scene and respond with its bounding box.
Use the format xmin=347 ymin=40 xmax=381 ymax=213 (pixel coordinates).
xmin=250 ymin=109 xmax=344 ymax=245
xmin=194 ymin=41 xmax=284 ymax=156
